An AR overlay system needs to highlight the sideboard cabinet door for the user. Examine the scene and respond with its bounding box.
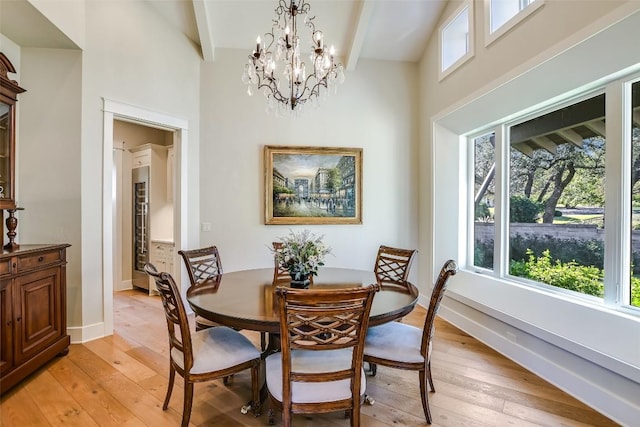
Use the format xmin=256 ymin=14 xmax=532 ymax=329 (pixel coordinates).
xmin=14 ymin=266 xmax=63 ymax=364
xmin=0 ymin=279 xmax=13 ymax=375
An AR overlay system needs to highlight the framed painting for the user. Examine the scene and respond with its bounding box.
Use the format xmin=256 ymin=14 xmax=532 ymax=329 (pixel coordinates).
xmin=264 ymin=145 xmax=362 ymax=225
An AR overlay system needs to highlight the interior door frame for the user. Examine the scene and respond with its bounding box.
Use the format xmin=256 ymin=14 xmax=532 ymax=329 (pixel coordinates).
xmin=102 ymin=98 xmax=189 ymax=336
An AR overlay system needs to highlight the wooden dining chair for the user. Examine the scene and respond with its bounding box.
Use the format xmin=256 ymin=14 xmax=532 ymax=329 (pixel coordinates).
xmin=144 ymin=263 xmax=261 ymax=427
xmin=178 ymin=246 xmax=223 ymax=331
xmin=373 ymin=245 xmax=417 ymax=286
xmin=363 ymin=259 xmax=458 ymax=424
xmin=272 ymin=241 xmax=290 ymax=284
xmin=265 ymin=285 xmax=379 ymax=427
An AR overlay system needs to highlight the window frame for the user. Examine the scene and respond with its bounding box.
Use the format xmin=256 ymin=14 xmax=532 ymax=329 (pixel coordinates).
xmin=439 ymin=0 xmax=475 ymax=81
xmin=466 ymin=79 xmax=640 ymax=314
xmin=484 ymin=0 xmax=544 ymax=47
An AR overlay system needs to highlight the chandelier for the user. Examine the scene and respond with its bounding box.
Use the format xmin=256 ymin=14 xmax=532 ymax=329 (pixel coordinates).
xmin=242 ymin=0 xmax=345 ymax=115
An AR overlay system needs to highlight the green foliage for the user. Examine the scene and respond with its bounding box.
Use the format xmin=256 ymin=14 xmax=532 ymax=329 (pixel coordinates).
xmin=325 ymin=168 xmax=342 ymax=194
xmin=510 ymin=196 xmax=543 ymax=223
xmin=474 ymin=239 xmax=494 ymax=269
xmin=510 ymin=235 xmax=605 ymax=270
xmin=632 ymin=277 xmax=640 ymax=307
xmin=475 ymin=201 xmax=491 ymax=220
xmin=560 ymin=167 xmax=605 ymax=207
xmin=510 ymin=249 xmax=604 ymax=297
xmin=272 ymin=229 xmax=331 ymax=280
xmin=273 ymin=184 xmax=293 ymax=195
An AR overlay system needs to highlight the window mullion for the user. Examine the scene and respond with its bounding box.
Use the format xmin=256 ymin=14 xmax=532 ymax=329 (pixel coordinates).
xmin=494 ymin=125 xmax=508 ymax=276
xmin=604 ymin=81 xmax=630 ymax=306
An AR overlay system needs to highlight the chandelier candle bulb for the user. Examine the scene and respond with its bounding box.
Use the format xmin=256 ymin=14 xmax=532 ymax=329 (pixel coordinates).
xmin=256 ymin=36 xmax=261 ymax=54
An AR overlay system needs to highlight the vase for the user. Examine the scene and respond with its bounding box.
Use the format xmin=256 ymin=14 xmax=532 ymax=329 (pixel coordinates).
xmin=290 ymin=273 xmax=311 ymax=289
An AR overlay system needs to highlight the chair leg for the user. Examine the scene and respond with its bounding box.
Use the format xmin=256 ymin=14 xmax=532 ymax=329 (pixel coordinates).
xmin=163 ymin=364 xmax=176 ymax=410
xmin=260 ymin=332 xmax=267 ymax=352
xmin=419 ymin=370 xmax=432 ymax=424
xmin=282 ymin=405 xmax=291 ymax=427
xmin=427 ymin=359 xmax=435 ymax=392
xmin=251 ymin=362 xmax=261 ymax=416
xmin=181 ymin=380 xmax=194 ymax=427
xmin=351 ymin=399 xmax=360 ymax=427
xmin=368 ymin=361 xmax=377 ymax=376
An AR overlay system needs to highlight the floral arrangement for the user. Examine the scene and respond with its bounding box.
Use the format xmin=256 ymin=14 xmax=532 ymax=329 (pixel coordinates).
xmin=273 ymin=229 xmax=332 ymax=281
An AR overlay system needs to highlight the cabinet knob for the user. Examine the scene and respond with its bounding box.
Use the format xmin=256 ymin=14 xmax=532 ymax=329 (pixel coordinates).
xmin=16 ymin=316 xmax=21 ymax=322
xmin=6 ymin=320 xmax=11 ymax=326
xmin=12 ymin=263 xmax=16 ymax=269
xmin=38 ymin=256 xmax=44 ymax=262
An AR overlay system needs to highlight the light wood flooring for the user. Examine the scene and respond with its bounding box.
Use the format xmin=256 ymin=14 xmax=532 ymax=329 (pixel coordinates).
xmin=1 ymin=289 xmax=618 ymax=426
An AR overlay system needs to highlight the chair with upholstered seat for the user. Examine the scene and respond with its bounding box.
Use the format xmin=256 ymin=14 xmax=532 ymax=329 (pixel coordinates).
xmin=363 ymin=259 xmax=457 ymax=424
xmin=144 ymin=263 xmax=261 ymax=427
xmin=178 ymin=246 xmax=223 ymax=331
xmin=265 ymin=285 xmax=379 ymax=426
xmin=374 ymin=245 xmax=417 ymax=286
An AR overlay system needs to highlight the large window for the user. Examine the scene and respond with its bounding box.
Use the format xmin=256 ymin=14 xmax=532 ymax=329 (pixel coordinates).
xmin=470 ymin=79 xmax=640 ymax=310
xmin=440 ymin=1 xmax=473 ymax=79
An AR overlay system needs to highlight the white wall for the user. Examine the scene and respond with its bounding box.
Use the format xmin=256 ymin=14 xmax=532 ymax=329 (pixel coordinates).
xmin=199 ymin=49 xmax=420 ymax=279
xmin=77 ymin=0 xmax=202 ymax=332
xmin=420 ymin=1 xmax=640 ymax=424
xmin=18 ymin=48 xmax=83 ymax=323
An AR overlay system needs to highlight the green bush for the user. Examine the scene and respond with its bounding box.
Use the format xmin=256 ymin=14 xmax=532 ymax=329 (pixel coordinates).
xmin=632 ymin=278 xmax=640 ymax=307
xmin=510 ymin=235 xmax=605 ymax=270
xmin=510 ymin=249 xmax=604 ymax=297
xmin=510 ymin=196 xmax=543 ymax=223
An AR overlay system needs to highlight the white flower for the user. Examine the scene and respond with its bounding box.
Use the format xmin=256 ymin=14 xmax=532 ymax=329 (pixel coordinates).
xmin=272 ymin=229 xmax=332 ymax=279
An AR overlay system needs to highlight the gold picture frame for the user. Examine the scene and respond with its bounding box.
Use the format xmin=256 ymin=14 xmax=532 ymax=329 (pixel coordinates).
xmin=264 ymin=145 xmax=363 ymax=225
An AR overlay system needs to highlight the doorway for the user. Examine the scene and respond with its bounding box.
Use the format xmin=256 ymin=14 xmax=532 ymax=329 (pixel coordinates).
xmin=102 ymin=99 xmax=190 ymax=336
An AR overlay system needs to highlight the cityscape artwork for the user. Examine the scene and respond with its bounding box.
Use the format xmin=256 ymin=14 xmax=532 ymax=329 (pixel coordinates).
xmin=264 ymin=145 xmax=362 ymax=225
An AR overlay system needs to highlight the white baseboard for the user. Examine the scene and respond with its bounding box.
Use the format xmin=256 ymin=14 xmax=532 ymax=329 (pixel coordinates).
xmin=421 ymin=294 xmax=640 ymax=426
xmin=115 ymin=279 xmax=133 ymax=291
xmin=67 ymin=322 xmax=106 ymax=344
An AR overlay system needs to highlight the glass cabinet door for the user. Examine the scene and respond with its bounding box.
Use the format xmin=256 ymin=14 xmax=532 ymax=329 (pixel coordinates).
xmin=0 ymin=102 xmax=11 ymax=205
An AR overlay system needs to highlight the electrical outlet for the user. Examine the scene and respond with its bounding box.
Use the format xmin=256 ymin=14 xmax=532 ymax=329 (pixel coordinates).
xmin=201 ymin=222 xmax=212 ymax=232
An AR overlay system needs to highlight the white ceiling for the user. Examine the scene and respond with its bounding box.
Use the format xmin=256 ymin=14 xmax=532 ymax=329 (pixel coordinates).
xmin=1 ymin=0 xmax=447 ymax=68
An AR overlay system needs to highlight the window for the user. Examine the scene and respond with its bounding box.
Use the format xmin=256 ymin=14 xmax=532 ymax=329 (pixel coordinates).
xmin=630 ymin=80 xmax=640 ymax=307
xmin=440 ymin=1 xmax=474 ymax=79
xmin=508 ymin=94 xmax=606 ymax=299
xmin=469 ymin=77 xmax=640 ymax=310
xmin=485 ymin=0 xmax=544 ymax=46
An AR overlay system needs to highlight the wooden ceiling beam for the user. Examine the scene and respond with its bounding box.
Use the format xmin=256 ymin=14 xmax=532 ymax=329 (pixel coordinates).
xmin=531 ymin=136 xmax=557 ymax=154
xmin=584 ymin=119 xmax=606 ymax=137
xmin=557 ymin=129 xmax=584 ymax=148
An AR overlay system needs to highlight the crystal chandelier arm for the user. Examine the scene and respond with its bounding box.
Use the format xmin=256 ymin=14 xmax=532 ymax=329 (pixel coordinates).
xmin=243 ymin=0 xmax=344 ymax=114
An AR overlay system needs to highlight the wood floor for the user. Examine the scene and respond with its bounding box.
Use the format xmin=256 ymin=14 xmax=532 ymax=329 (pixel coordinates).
xmin=1 ymin=289 xmax=618 ymax=426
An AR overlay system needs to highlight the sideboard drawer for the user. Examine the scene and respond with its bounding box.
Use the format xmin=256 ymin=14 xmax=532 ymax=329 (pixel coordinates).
xmin=16 ymin=250 xmax=62 ymax=272
xmin=0 ymin=259 xmax=11 ymax=276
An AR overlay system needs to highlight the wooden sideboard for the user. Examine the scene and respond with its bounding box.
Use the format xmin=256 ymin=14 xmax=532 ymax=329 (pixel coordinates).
xmin=0 ymin=243 xmax=71 ymax=394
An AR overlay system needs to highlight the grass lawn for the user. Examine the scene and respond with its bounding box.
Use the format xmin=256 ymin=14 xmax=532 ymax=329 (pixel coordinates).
xmin=553 ymin=214 xmax=603 ymax=224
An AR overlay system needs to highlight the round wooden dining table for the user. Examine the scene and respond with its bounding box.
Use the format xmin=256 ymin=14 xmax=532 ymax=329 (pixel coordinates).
xmin=186 ymin=267 xmax=419 ymax=336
